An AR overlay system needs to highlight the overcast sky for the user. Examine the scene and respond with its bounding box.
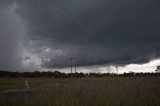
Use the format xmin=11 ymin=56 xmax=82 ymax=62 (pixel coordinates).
xmin=0 ymin=0 xmax=160 ymax=73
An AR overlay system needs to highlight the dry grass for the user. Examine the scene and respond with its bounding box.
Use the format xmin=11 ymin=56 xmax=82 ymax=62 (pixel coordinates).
xmin=0 ymin=77 xmax=160 ymax=106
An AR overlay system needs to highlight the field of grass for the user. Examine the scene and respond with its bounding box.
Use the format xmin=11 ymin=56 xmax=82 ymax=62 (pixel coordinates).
xmin=0 ymin=76 xmax=160 ymax=106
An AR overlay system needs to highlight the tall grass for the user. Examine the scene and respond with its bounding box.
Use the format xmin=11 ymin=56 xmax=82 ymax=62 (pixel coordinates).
xmin=0 ymin=77 xmax=160 ymax=106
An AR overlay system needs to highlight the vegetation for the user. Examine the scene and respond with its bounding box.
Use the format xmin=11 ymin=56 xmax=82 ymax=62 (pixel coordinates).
xmin=0 ymin=76 xmax=160 ymax=106
xmin=0 ymin=70 xmax=160 ymax=78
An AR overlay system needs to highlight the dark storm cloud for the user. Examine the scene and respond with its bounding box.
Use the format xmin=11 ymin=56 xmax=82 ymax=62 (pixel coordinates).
xmin=1 ymin=0 xmax=160 ymax=69
xmin=17 ymin=0 xmax=160 ymax=68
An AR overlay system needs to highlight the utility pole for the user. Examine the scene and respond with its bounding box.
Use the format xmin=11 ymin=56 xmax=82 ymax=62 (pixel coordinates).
xmin=74 ymin=57 xmax=78 ymax=78
xmin=70 ymin=57 xmax=78 ymax=78
xmin=70 ymin=57 xmax=73 ymax=78
xmin=115 ymin=65 xmax=120 ymax=79
xmin=116 ymin=66 xmax=118 ymax=75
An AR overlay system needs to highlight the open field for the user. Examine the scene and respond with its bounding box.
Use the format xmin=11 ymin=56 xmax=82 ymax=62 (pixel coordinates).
xmin=0 ymin=77 xmax=160 ymax=106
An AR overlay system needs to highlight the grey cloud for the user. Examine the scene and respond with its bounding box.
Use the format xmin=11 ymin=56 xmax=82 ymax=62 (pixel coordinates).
xmin=17 ymin=0 xmax=160 ymax=68
xmin=0 ymin=2 xmax=26 ymax=71
xmin=0 ymin=0 xmax=160 ymax=70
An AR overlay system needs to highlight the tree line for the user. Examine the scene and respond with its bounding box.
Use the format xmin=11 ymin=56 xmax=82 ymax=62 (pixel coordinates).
xmin=0 ymin=70 xmax=160 ymax=78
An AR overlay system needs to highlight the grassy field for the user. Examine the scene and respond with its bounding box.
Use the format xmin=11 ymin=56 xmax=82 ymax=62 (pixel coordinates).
xmin=0 ymin=76 xmax=160 ymax=106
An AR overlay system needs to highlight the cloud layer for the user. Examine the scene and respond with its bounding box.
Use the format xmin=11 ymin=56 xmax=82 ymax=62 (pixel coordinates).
xmin=0 ymin=0 xmax=160 ymax=71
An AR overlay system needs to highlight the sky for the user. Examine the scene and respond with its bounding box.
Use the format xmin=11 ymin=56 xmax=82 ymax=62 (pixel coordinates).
xmin=0 ymin=0 xmax=160 ymax=73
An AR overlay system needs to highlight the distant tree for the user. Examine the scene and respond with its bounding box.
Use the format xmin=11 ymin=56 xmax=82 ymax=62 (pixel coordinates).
xmin=155 ymin=66 xmax=160 ymax=72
